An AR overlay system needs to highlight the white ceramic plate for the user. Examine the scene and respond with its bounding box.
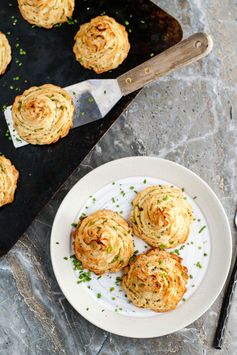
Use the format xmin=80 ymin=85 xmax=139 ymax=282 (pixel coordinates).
xmin=50 ymin=157 xmax=232 ymax=338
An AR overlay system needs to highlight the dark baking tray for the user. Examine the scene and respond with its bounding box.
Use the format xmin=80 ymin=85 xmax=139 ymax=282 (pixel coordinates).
xmin=0 ymin=0 xmax=182 ymax=255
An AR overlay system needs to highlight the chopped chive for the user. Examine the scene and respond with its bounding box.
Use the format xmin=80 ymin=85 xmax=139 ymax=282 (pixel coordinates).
xmin=110 ymin=255 xmax=119 ymax=263
xmin=174 ymin=249 xmax=180 ymax=255
xmin=115 ymin=276 xmax=121 ymax=286
xmin=70 ymin=255 xmax=83 ymax=271
xmin=77 ymin=271 xmax=91 ymax=283
xmin=198 ymin=226 xmax=206 ymax=234
xmin=196 ymin=261 xmax=202 ymax=269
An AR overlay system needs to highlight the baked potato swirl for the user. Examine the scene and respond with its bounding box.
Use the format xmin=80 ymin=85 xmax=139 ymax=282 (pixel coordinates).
xmin=73 ymin=210 xmax=134 ymax=275
xmin=0 ymin=156 xmax=19 ymax=207
xmin=12 ymin=84 xmax=75 ymax=145
xmin=0 ymin=32 xmax=11 ymax=75
xmin=130 ymin=185 xmax=193 ymax=248
xmin=18 ymin=0 xmax=75 ymax=29
xmin=122 ymin=249 xmax=188 ymax=312
xmin=73 ymin=15 xmax=130 ymax=74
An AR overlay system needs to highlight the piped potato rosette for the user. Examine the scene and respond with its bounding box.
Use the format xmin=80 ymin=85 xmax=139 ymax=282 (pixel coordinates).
xmin=18 ymin=0 xmax=75 ymax=29
xmin=73 ymin=15 xmax=130 ymax=74
xmin=130 ymin=185 xmax=193 ymax=248
xmin=121 ymin=249 xmax=188 ymax=312
xmin=73 ymin=210 xmax=134 ymax=275
xmin=0 ymin=32 xmax=11 ymax=75
xmin=12 ymin=84 xmax=75 ymax=145
xmin=0 ymin=156 xmax=19 ymax=207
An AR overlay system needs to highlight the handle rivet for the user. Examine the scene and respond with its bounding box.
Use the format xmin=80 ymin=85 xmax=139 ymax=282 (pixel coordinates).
xmin=144 ymin=67 xmax=151 ymax=74
xmin=125 ymin=77 xmax=132 ymax=84
xmin=195 ymin=41 xmax=202 ymax=48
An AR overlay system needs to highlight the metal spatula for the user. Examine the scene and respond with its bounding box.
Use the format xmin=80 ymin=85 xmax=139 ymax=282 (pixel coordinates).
xmin=5 ymin=32 xmax=213 ymax=148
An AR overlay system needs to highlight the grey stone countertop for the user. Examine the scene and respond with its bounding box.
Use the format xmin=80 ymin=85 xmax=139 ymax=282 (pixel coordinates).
xmin=1 ymin=0 xmax=237 ymax=354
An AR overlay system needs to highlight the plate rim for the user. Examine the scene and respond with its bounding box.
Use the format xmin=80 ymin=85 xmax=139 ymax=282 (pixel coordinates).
xmin=50 ymin=156 xmax=232 ymax=338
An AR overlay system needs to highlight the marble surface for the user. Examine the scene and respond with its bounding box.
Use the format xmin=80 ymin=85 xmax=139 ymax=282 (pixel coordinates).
xmin=1 ymin=0 xmax=237 ymax=354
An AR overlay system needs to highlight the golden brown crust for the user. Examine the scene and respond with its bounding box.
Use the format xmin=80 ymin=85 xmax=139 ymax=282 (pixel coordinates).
xmin=121 ymin=248 xmax=188 ymax=312
xmin=73 ymin=15 xmax=130 ymax=74
xmin=12 ymin=84 xmax=75 ymax=145
xmin=18 ymin=0 xmax=75 ymax=29
xmin=0 ymin=156 xmax=19 ymax=207
xmin=0 ymin=32 xmax=11 ymax=75
xmin=130 ymin=185 xmax=193 ymax=248
xmin=73 ymin=210 xmax=134 ymax=275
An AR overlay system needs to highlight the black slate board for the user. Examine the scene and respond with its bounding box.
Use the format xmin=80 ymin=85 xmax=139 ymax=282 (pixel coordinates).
xmin=0 ymin=0 xmax=182 ymax=255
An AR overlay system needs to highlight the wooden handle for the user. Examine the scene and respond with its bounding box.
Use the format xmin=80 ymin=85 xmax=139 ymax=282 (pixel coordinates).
xmin=117 ymin=32 xmax=213 ymax=96
xmin=213 ymin=257 xmax=237 ymax=349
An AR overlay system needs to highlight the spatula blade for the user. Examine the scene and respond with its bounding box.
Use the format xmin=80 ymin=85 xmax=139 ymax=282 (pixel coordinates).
xmin=4 ymin=79 xmax=122 ymax=148
xmin=68 ymin=79 xmax=122 ymax=123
